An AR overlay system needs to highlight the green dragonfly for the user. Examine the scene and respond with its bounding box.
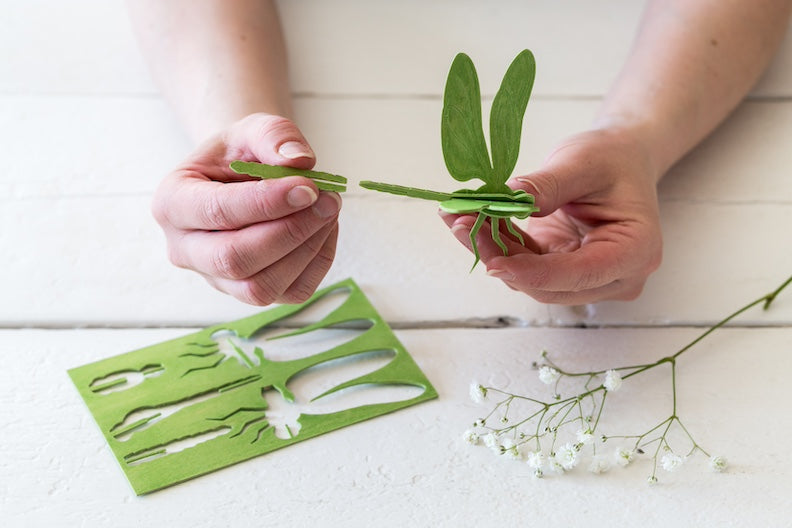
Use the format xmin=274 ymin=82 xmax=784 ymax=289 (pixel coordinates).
xmin=360 ymin=49 xmax=539 ymax=269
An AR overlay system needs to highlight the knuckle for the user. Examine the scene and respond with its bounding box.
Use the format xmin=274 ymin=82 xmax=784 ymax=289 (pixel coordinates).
xmin=280 ymin=285 xmax=314 ymax=305
xmin=202 ymin=192 xmax=234 ymax=230
xmin=281 ymin=218 xmax=314 ymax=247
xmin=166 ymin=244 xmax=187 ymax=269
xmin=240 ymin=276 xmax=280 ymax=306
xmin=211 ymin=242 xmax=251 ymax=279
xmin=524 ymin=265 xmax=553 ymax=290
xmin=254 ymin=115 xmax=296 ymax=143
xmin=151 ymin=192 xmax=172 ymax=227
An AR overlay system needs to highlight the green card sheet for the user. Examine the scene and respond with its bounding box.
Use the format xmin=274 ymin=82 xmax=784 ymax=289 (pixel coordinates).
xmin=69 ymin=279 xmax=437 ymax=494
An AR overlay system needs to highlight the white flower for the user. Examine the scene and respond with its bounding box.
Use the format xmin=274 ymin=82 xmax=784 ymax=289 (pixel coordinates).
xmin=588 ymin=455 xmax=611 ymax=474
xmin=603 ymin=370 xmax=622 ymax=392
xmin=661 ymin=452 xmax=684 ymax=472
xmin=615 ymin=447 xmax=634 ymax=467
xmin=554 ymin=443 xmax=579 ymax=470
xmin=709 ymin=455 xmax=728 ymax=473
xmin=501 ymin=438 xmax=521 ymax=460
xmin=525 ymin=450 xmax=545 ymax=470
xmin=547 ymin=458 xmax=565 ymax=474
xmin=647 ymin=475 xmax=658 ymax=485
xmin=462 ymin=429 xmax=479 ymax=445
xmin=538 ymin=366 xmax=561 ymax=385
xmin=576 ymin=429 xmax=594 ymax=445
xmin=482 ymin=433 xmax=499 ymax=452
xmin=469 ymin=382 xmax=487 ymax=403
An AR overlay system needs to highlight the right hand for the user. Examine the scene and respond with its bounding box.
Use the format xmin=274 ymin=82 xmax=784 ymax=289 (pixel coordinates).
xmin=152 ymin=113 xmax=341 ymax=306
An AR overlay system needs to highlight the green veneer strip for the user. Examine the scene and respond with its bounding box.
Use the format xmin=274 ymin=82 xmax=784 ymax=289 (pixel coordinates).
xmin=230 ymin=160 xmax=347 ymax=192
xmin=359 ymin=181 xmax=453 ymax=202
xmin=68 ymin=279 xmax=436 ymax=495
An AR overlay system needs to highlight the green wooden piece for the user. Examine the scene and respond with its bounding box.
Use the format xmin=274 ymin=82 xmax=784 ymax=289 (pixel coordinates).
xmin=441 ymin=53 xmax=493 ymax=185
xmin=489 ymin=49 xmax=536 ymax=191
xmin=229 ymin=160 xmax=347 ymax=193
xmin=358 ymin=181 xmax=453 ymax=202
xmin=68 ymin=279 xmax=436 ymax=495
xmin=358 ymin=50 xmax=540 ymax=268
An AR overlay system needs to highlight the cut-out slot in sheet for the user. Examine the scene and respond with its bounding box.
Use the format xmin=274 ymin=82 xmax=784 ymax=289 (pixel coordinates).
xmin=68 ymin=279 xmax=437 ymax=495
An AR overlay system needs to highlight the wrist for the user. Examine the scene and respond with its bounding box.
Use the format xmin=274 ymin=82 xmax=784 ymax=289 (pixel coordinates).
xmin=590 ymin=114 xmax=671 ymax=184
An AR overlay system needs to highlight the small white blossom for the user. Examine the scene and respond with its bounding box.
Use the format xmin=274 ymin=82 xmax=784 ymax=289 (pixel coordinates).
xmin=525 ymin=451 xmax=545 ymax=470
xmin=533 ymin=468 xmax=544 ymax=479
xmin=462 ymin=429 xmax=479 ymax=445
xmin=588 ymin=455 xmax=611 ymax=474
xmin=603 ymin=370 xmax=623 ymax=392
xmin=647 ymin=475 xmax=658 ymax=485
xmin=538 ymin=366 xmax=561 ymax=385
xmin=501 ymin=438 xmax=521 ymax=460
xmin=661 ymin=452 xmax=684 ymax=472
xmin=615 ymin=447 xmax=634 ymax=467
xmin=469 ymin=382 xmax=487 ymax=403
xmin=576 ymin=429 xmax=594 ymax=445
xmin=548 ymin=458 xmax=566 ymax=475
xmin=482 ymin=433 xmax=499 ymax=452
xmin=554 ymin=443 xmax=579 ymax=470
xmin=709 ymin=455 xmax=728 ymax=473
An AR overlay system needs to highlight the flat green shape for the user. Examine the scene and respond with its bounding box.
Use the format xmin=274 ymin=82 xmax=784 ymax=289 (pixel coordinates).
xmin=229 ymin=160 xmax=347 ymax=192
xmin=68 ymin=279 xmax=436 ymax=495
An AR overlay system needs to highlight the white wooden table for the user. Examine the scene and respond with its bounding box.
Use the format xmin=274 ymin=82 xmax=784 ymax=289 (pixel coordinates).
xmin=2 ymin=1 xmax=791 ymax=526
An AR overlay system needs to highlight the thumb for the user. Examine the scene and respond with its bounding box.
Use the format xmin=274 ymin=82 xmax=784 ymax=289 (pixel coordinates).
xmin=507 ymin=164 xmax=594 ymax=218
xmin=226 ymin=112 xmax=316 ymax=170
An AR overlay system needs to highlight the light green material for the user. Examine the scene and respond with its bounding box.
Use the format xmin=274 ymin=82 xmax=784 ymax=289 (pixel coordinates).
xmin=359 ymin=49 xmax=539 ymax=269
xmin=68 ymin=279 xmax=436 ymax=495
xmin=229 ymin=160 xmax=347 ymax=192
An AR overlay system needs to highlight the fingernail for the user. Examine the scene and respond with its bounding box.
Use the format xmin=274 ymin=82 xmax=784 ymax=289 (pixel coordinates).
xmin=278 ymin=141 xmax=315 ymax=160
xmin=487 ymin=269 xmax=515 ymax=281
xmin=450 ymin=223 xmax=469 ymax=241
xmin=312 ymin=193 xmax=341 ymax=219
xmin=287 ymin=185 xmax=318 ymax=208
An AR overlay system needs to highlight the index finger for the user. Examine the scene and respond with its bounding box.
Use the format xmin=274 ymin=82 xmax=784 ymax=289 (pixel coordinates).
xmin=153 ymin=171 xmax=322 ymax=231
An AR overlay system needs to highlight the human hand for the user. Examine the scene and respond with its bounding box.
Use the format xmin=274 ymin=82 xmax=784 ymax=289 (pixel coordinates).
xmin=152 ymin=113 xmax=341 ymax=306
xmin=441 ymin=127 xmax=663 ymax=304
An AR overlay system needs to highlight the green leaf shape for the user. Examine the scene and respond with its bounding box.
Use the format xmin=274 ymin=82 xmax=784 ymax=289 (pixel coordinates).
xmin=68 ymin=278 xmax=436 ymax=495
xmin=488 ymin=49 xmax=536 ymax=191
xmin=229 ymin=160 xmax=347 ymax=193
xmin=441 ymin=53 xmax=493 ymax=185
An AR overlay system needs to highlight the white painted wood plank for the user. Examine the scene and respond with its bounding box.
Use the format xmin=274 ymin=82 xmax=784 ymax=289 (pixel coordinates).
xmin=0 ymin=0 xmax=156 ymax=95
xmin=2 ymin=94 xmax=790 ymax=205
xmin=2 ymin=327 xmax=790 ymax=526
xmin=1 ymin=189 xmax=790 ymax=326
xmin=3 ymin=0 xmax=792 ymax=97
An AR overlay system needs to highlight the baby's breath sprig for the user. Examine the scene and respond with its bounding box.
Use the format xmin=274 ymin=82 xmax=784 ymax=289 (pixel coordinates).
xmin=464 ymin=274 xmax=791 ymax=482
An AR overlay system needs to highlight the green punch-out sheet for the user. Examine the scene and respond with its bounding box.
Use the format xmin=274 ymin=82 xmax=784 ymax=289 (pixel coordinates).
xmin=69 ymin=279 xmax=437 ymax=495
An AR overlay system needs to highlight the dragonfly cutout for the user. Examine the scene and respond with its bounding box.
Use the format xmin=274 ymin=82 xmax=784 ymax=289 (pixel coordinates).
xmin=360 ymin=49 xmax=539 ymax=269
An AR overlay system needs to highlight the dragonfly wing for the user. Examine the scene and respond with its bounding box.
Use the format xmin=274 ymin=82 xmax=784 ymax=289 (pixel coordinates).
xmin=441 ymin=53 xmax=493 ymax=185
xmin=488 ymin=49 xmax=536 ymax=190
